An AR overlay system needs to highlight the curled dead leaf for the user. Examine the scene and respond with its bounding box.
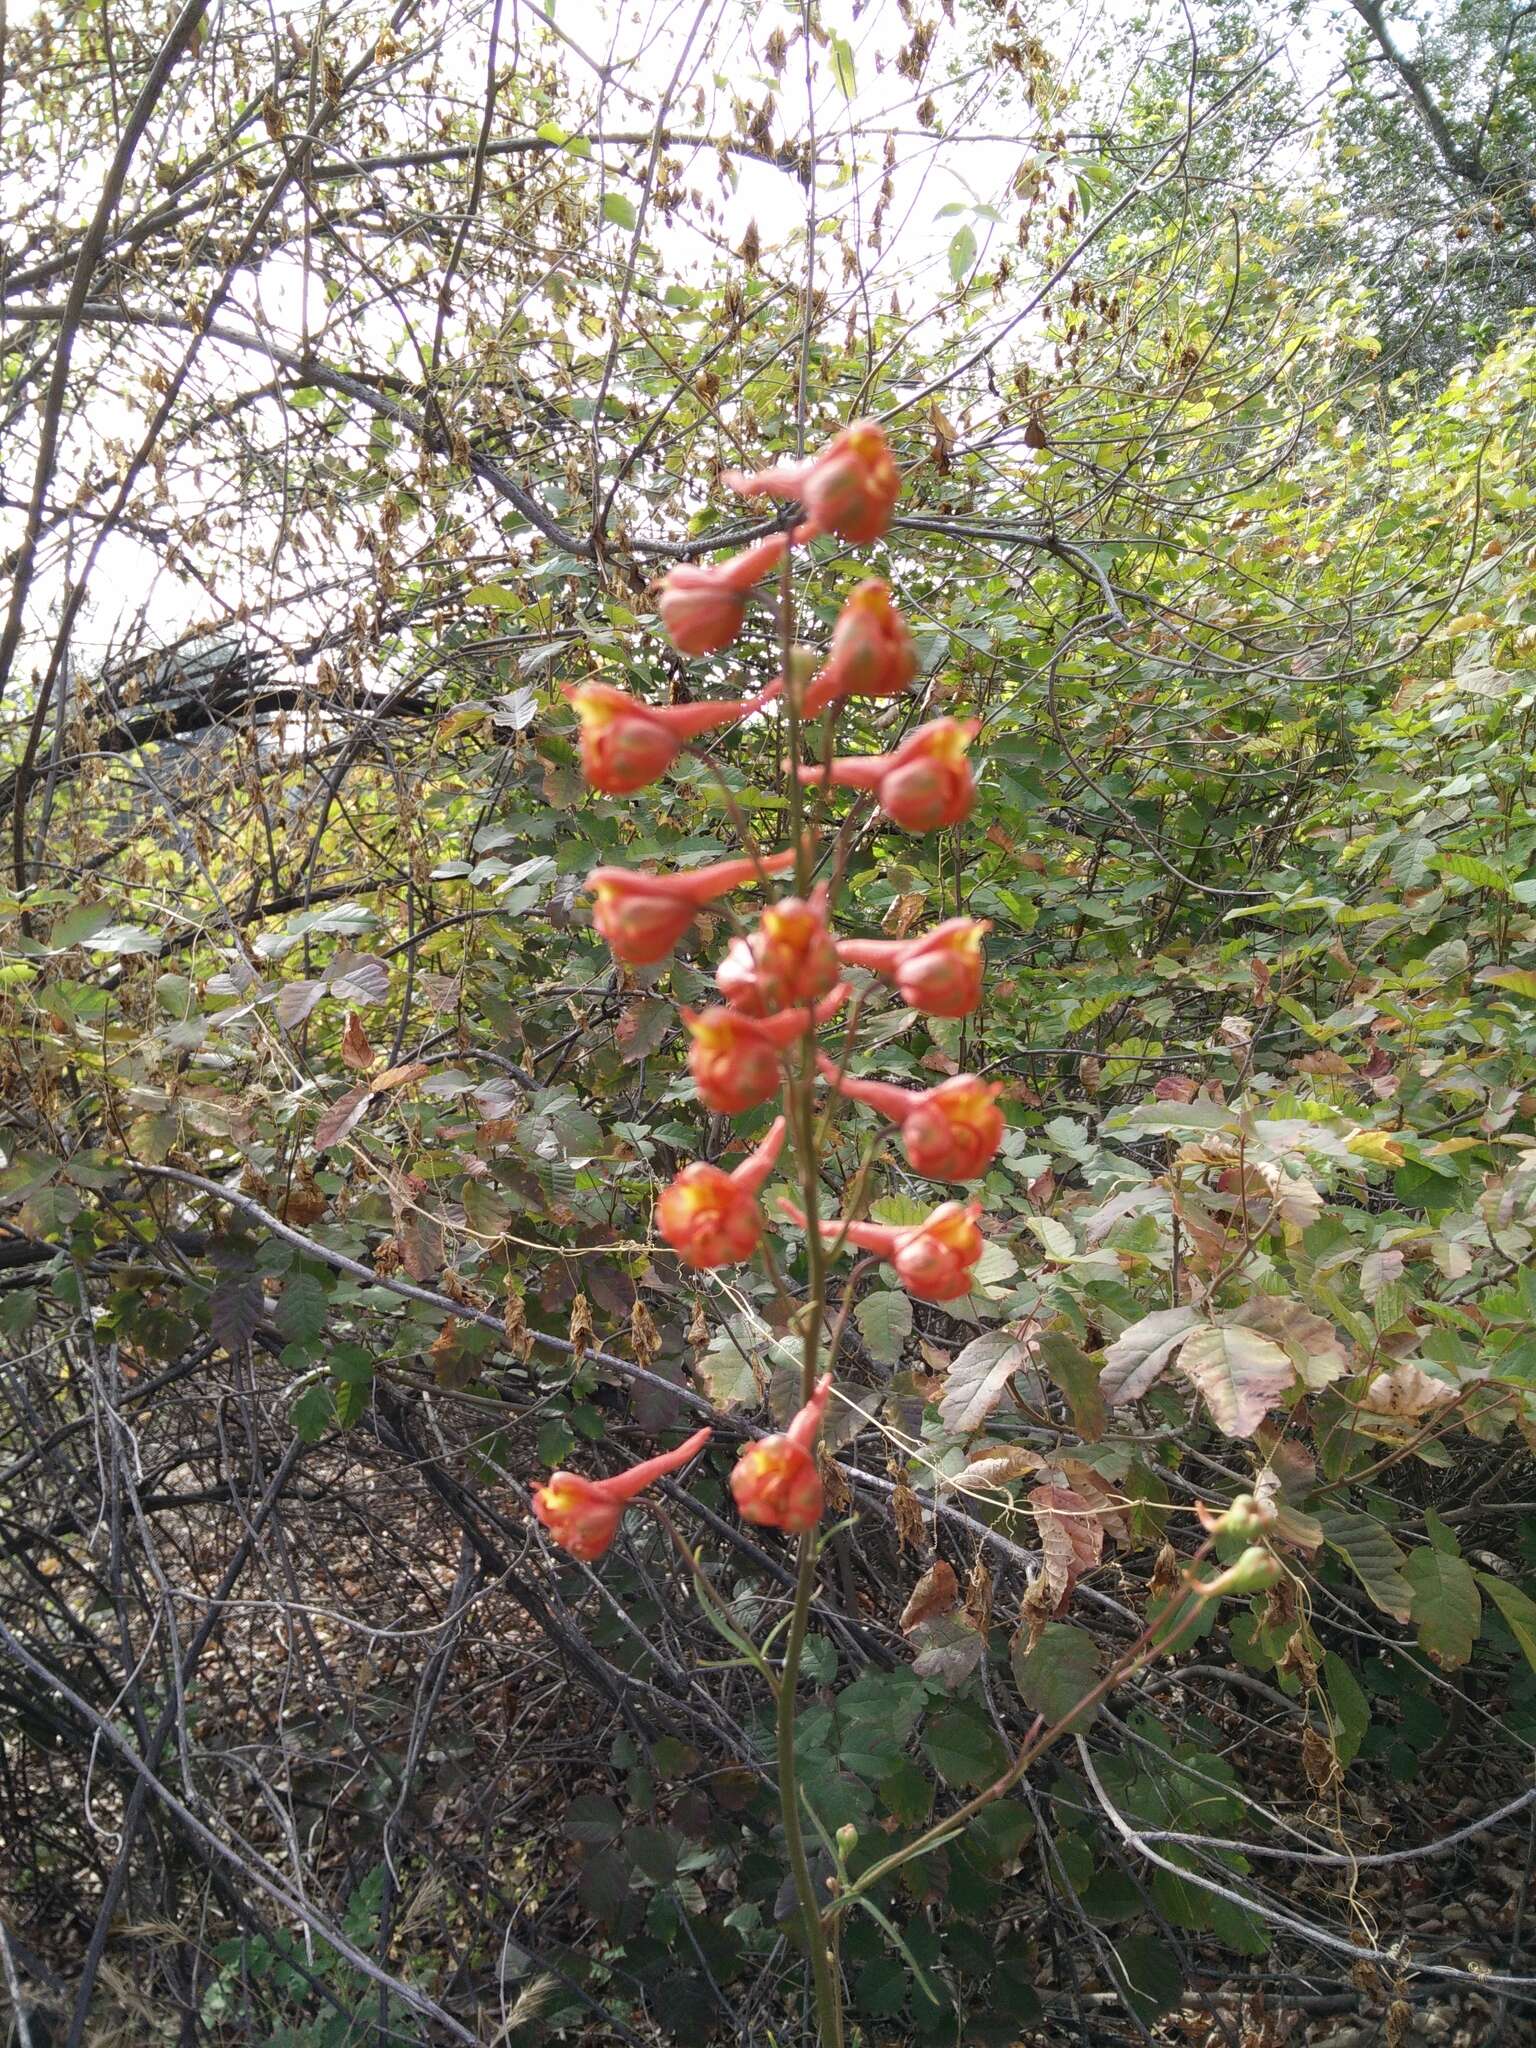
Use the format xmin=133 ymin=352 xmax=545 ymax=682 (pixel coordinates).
xmin=1030 ymin=1484 xmax=1104 ymax=1610
xmin=340 ymin=1011 xmax=376 ymax=1072
xmin=900 ymin=1559 xmax=960 ymax=1633
xmin=371 ymin=1060 xmax=430 ymax=1095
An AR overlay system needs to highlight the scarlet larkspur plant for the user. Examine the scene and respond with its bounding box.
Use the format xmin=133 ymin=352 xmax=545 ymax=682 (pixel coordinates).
xmin=817 ymin=1056 xmax=1004 ymax=1179
xmin=716 ymin=882 xmax=840 ymax=1015
xmin=548 ymin=418 xmax=997 ymax=2048
xmin=837 ymin=915 xmax=990 ymax=1017
xmin=584 ymin=849 xmax=795 ymax=967
xmin=780 ymin=1196 xmax=986 ymax=1301
xmin=723 ymin=420 xmax=900 ymax=544
xmin=655 ymin=532 xmax=790 ymax=655
xmin=531 ymin=1427 xmax=712 ymax=1560
xmin=730 ymin=1375 xmax=832 ymax=1532
xmin=796 ymin=715 xmax=979 ymax=831
xmin=681 ymin=985 xmax=849 ymax=1114
xmin=656 ymin=1116 xmax=787 ymax=1268
xmin=564 ymin=680 xmax=768 ymax=795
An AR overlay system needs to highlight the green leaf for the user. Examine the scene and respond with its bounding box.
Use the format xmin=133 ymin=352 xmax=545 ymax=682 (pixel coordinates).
xmin=0 ymin=1290 xmax=37 ymax=1337
xmin=1010 ymin=1623 xmax=1100 ymax=1730
xmin=290 ymin=1383 xmax=334 ymax=1443
xmin=878 ymin=1758 xmax=933 ymax=1826
xmin=1431 ymin=850 xmax=1507 ymax=893
xmin=625 ymin=1824 xmax=678 ymax=1884
xmin=1404 ymin=1548 xmax=1479 ymax=1669
xmin=829 ymin=32 xmax=855 ymax=97
xmin=1322 ymin=1652 xmax=1369 ymax=1766
xmin=908 ymin=1612 xmax=985 ymax=1690
xmin=1037 ymin=1330 xmax=1105 ymax=1441
xmin=1112 ymin=1933 xmax=1182 ymax=2021
xmin=922 ymin=1702 xmax=1007 ymax=1789
xmin=603 ymin=191 xmax=637 ymax=230
xmin=963 ymin=1799 xmax=1034 ymax=1873
xmin=1476 ymin=968 xmax=1536 ymax=1000
xmin=972 ymin=1237 xmax=1020 ymax=1288
xmin=563 ymin=1793 xmax=622 ymax=1844
xmin=81 ymin=923 xmax=163 ymax=956
xmin=50 ymin=903 xmax=117 ymax=949
xmin=1478 ymin=1573 xmax=1536 ymax=1678
xmin=576 ymin=1847 xmax=629 ymax=1926
xmin=276 ymin=1273 xmax=329 ymax=1344
xmin=948 ymin=224 xmax=977 ymax=284
xmin=855 ymin=1289 xmax=912 ymax=1364
xmin=1317 ymin=1509 xmax=1412 ymax=1621
xmin=696 ymin=1322 xmax=765 ymax=1409
xmin=854 ymin=1955 xmax=906 ymax=2019
xmin=333 ymin=1376 xmax=370 ymax=1428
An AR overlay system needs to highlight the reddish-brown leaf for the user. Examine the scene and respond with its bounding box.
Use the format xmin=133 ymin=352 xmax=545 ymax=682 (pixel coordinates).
xmin=900 ymin=1560 xmax=960 ymax=1634
xmin=1030 ymin=1485 xmax=1104 ymax=1610
xmin=371 ymin=1060 xmax=430 ymax=1095
xmin=340 ymin=1011 xmax=376 ymax=1071
xmin=314 ymin=1083 xmax=372 ymax=1152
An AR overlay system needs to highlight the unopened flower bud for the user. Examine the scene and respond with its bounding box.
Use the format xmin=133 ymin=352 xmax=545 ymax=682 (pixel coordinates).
xmin=1200 ymin=1546 xmax=1283 ymax=1599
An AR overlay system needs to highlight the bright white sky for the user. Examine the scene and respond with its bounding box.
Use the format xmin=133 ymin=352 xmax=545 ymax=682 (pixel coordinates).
xmin=8 ymin=0 xmax=1354 ymax=686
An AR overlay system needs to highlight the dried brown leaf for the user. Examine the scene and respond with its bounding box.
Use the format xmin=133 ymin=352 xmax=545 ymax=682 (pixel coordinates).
xmin=900 ymin=1560 xmax=960 ymax=1634
xmin=340 ymin=1011 xmax=376 ymax=1072
xmin=1030 ymin=1484 xmax=1104 ymax=1609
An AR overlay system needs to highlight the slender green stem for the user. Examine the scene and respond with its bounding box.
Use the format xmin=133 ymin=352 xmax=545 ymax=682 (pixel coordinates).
xmin=827 ymin=1538 xmax=1220 ymax=1922
xmin=777 ymin=1531 xmax=844 ymax=2048
xmin=769 ymin=528 xmax=844 ymax=2048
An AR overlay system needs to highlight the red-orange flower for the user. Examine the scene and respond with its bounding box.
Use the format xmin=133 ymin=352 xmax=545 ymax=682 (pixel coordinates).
xmin=730 ymin=1375 xmax=832 ymax=1532
xmin=724 ymin=421 xmax=900 ymax=546
xmin=757 ymin=580 xmax=916 ymax=717
xmin=836 ymin=916 xmax=990 ymax=1018
xmin=682 ymin=985 xmax=849 ymax=1114
xmin=531 ymin=1426 xmax=712 ymax=1561
xmin=779 ymin=1197 xmax=985 ymax=1302
xmin=584 ymin=849 xmax=796 ymax=967
xmin=657 ymin=1117 xmax=786 ymax=1269
xmin=655 ymin=532 xmax=790 ymax=656
xmin=795 ymin=716 xmax=978 ymax=832
xmin=565 ymin=681 xmax=768 ymax=796
xmin=716 ymin=883 xmax=840 ymax=1015
xmin=817 ymin=1057 xmax=1003 ymax=1180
